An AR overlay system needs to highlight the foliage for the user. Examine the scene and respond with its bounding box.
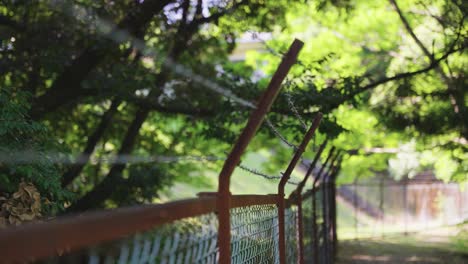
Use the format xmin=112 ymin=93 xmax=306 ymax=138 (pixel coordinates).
xmin=247 ymin=0 xmax=467 ymax=183
xmin=453 ymin=225 xmax=468 ymax=254
xmin=0 ymin=0 xmax=466 ymax=214
xmin=0 ymin=88 xmax=71 ymax=214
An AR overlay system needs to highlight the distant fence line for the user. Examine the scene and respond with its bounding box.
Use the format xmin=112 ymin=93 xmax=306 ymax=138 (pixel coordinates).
xmin=338 ymin=179 xmax=468 ymax=239
xmin=0 ymin=39 xmax=343 ymax=264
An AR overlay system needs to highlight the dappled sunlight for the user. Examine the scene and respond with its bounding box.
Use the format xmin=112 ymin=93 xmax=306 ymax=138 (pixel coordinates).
xmin=345 ymin=254 xmax=444 ymax=263
xmin=1 ymin=0 xmax=466 ymax=262
xmin=337 ymin=223 xmax=468 ymax=264
xmin=351 ymin=254 xmax=391 ymax=262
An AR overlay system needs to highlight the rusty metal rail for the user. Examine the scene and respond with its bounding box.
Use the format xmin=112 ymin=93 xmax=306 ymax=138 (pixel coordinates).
xmin=216 ymin=38 xmax=304 ymax=264
xmin=0 ymin=194 xmax=285 ymax=263
xmin=0 ymin=38 xmax=343 ymax=264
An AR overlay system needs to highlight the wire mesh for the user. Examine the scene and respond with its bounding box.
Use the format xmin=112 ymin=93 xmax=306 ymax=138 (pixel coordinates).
xmin=230 ymin=204 xmax=280 ymax=264
xmin=285 ymin=206 xmax=299 ymax=264
xmin=302 ymin=198 xmax=313 ymax=262
xmin=339 ymin=181 xmax=468 ymax=239
xmin=315 ymin=188 xmax=325 ymax=264
xmin=43 ymin=213 xmax=218 ymax=264
xmin=320 ymin=183 xmax=333 ymax=264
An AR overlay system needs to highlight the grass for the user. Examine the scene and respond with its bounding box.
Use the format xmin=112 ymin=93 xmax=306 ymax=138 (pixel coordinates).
xmin=161 ymin=151 xmax=305 ymax=200
xmin=337 ymin=223 xmax=468 ymax=264
xmin=160 ymin=153 xmax=468 ymax=263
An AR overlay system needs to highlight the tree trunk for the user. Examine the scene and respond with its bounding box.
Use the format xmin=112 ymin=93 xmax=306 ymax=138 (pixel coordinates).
xmin=66 ymin=107 xmax=150 ymax=212
xmin=62 ymin=99 xmax=121 ymax=187
xmin=30 ymin=0 xmax=173 ymax=119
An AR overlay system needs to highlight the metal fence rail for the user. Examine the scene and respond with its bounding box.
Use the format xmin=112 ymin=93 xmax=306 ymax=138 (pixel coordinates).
xmin=0 ymin=39 xmax=342 ymax=264
xmin=85 ymin=213 xmax=219 ymax=264
xmin=0 ymin=188 xmax=340 ymax=264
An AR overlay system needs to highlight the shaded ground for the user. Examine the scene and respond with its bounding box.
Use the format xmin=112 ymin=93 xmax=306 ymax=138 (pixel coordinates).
xmin=336 ymin=226 xmax=468 ymax=264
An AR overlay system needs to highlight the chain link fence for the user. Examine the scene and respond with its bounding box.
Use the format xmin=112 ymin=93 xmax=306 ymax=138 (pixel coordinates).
xmin=338 ymin=179 xmax=468 ymax=239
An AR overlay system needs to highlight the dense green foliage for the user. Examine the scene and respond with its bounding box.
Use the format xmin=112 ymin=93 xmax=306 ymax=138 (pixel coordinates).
xmin=0 ymin=88 xmax=71 ymax=213
xmin=0 ymin=0 xmax=466 ymax=215
xmin=252 ymin=0 xmax=467 ymax=183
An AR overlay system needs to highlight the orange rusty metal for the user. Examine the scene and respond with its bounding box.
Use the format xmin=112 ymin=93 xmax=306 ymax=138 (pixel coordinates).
xmin=329 ymin=159 xmax=341 ymax=258
xmin=310 ymin=146 xmax=335 ymax=264
xmin=314 ymin=147 xmax=336 ymax=187
xmin=216 ymin=38 xmax=304 ymax=264
xmin=291 ymin=140 xmax=328 ymax=200
xmin=292 ymin=140 xmax=327 ymax=264
xmin=296 ymin=192 xmax=305 ymax=264
xmin=231 ymin=194 xmax=279 ymax=208
xmin=0 ymin=197 xmax=217 ymax=263
xmin=311 ymin=186 xmax=319 ymax=264
xmin=0 ymin=194 xmax=283 ymax=263
xmin=277 ymin=113 xmax=322 ymax=264
xmin=321 ymin=151 xmax=341 ymax=264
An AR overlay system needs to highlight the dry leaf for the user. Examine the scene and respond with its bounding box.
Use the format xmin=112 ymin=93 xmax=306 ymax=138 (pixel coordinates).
xmin=0 ymin=181 xmax=42 ymax=228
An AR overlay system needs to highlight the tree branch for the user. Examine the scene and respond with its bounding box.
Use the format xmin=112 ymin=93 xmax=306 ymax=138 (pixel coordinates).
xmin=66 ymin=106 xmax=151 ymax=212
xmin=344 ymin=44 xmax=464 ymax=100
xmin=389 ymin=0 xmax=433 ymax=60
xmin=390 ymin=0 xmax=467 ymax=139
xmin=189 ymin=0 xmax=250 ymax=28
xmin=62 ymin=99 xmax=121 ymax=187
xmin=0 ymin=15 xmax=24 ymax=31
xmin=31 ymin=0 xmax=173 ymax=119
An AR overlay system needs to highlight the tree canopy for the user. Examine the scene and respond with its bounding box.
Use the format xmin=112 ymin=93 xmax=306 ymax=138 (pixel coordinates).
xmin=0 ymin=0 xmax=466 ymax=219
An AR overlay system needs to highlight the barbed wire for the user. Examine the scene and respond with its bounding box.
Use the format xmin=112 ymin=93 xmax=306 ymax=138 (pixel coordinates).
xmin=284 ymin=88 xmax=308 ymax=132
xmin=264 ymin=117 xmax=299 ymax=150
xmin=50 ymin=1 xmax=256 ymax=110
xmin=50 ymin=1 xmax=303 ymax=153
xmin=0 ymin=150 xmax=299 ymax=184
xmin=237 ymin=164 xmax=281 ymax=180
xmin=34 ymin=3 xmax=310 ymax=186
xmin=0 ymin=151 xmax=225 ymax=165
xmin=237 ymin=163 xmax=299 ymax=185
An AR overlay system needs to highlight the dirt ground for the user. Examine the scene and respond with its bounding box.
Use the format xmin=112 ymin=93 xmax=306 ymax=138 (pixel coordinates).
xmin=336 ymin=227 xmax=468 ymax=264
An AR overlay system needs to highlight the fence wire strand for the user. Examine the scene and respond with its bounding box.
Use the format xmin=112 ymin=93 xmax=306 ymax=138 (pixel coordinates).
xmin=43 ymin=2 xmax=305 ymax=180
xmin=284 ymin=88 xmax=308 ymax=132
xmin=237 ymin=164 xmax=300 ymax=185
xmin=0 ymin=3 xmax=342 ymax=264
xmin=264 ymin=118 xmax=299 ymax=150
xmin=49 ymin=1 xmax=256 ymax=110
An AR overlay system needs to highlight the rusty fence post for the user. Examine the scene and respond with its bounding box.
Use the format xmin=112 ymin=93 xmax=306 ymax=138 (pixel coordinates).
xmin=322 ymin=152 xmax=339 ymax=264
xmin=332 ymin=158 xmax=341 ymax=256
xmin=353 ymin=176 xmax=359 ymax=241
xmin=311 ymin=146 xmax=335 ymax=264
xmin=379 ymin=173 xmax=385 ymax=238
xmin=311 ymin=187 xmax=319 ymax=264
xmin=403 ymin=177 xmax=408 ymax=235
xmin=216 ymin=39 xmax=303 ymax=264
xmin=290 ymin=140 xmax=327 ymax=264
xmin=322 ymin=172 xmax=330 ymax=264
xmin=277 ymin=114 xmax=322 ymax=264
xmin=329 ymin=156 xmax=342 ymax=261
